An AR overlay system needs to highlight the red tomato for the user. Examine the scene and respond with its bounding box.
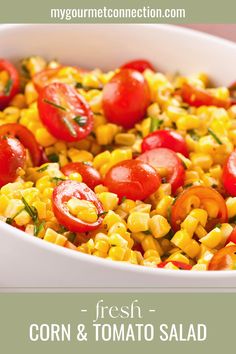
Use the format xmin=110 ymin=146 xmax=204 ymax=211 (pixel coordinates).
xmin=0 ymin=123 xmax=42 ymax=166
xmin=104 ymin=159 xmax=161 ymax=201
xmin=157 ymin=261 xmax=192 ymax=270
xmin=121 ymin=59 xmax=155 ymax=73
xmin=222 ymin=150 xmax=236 ymax=196
xmin=103 ymin=69 xmax=150 ymax=129
xmin=0 ymin=59 xmax=20 ymax=109
xmin=52 ymin=180 xmax=104 ymax=233
xmin=180 ymin=83 xmax=231 ymax=108
xmin=208 ymin=245 xmax=236 ymax=270
xmin=142 ymin=129 xmax=189 ymax=157
xmin=137 ymin=148 xmax=185 ymax=193
xmin=171 ymin=186 xmax=228 ymax=232
xmin=0 ymin=136 xmax=26 ymax=187
xmin=38 ymin=82 xmax=93 ymax=142
xmin=226 ymin=227 xmax=236 ymax=245
xmin=33 ymin=67 xmax=62 ymax=92
xmin=61 ymin=162 xmax=102 ymax=190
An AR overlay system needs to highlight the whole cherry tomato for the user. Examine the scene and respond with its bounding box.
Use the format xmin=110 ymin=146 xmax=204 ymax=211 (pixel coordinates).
xmin=142 ymin=129 xmax=189 ymax=157
xmin=38 ymin=82 xmax=93 ymax=142
xmin=104 ymin=159 xmax=161 ymax=201
xmin=0 ymin=59 xmax=20 ymax=109
xmin=0 ymin=123 xmax=42 ymax=166
xmin=61 ymin=162 xmax=102 ymax=190
xmin=0 ymin=136 xmax=26 ymax=187
xmin=222 ymin=150 xmax=236 ymax=197
xmin=137 ymin=148 xmax=185 ymax=193
xmin=171 ymin=186 xmax=228 ymax=232
xmin=120 ymin=59 xmax=155 ymax=73
xmin=103 ymin=69 xmax=150 ymax=129
xmin=208 ymin=245 xmax=236 ymax=270
xmin=52 ymin=180 xmax=104 ymax=233
xmin=157 ymin=261 xmax=192 ymax=270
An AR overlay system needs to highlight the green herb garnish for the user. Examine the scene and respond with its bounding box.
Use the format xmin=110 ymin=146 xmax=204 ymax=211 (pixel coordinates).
xmin=121 ymin=196 xmax=127 ymax=203
xmin=43 ymin=99 xmax=67 ymax=111
xmin=36 ymin=165 xmax=49 ymax=173
xmin=61 ymin=117 xmax=78 ymax=138
xmin=47 ymin=153 xmax=59 ymax=163
xmin=188 ymin=130 xmax=200 ymax=141
xmin=22 ymin=197 xmax=38 ymax=222
xmin=143 ymin=230 xmax=152 ymax=235
xmin=229 ymin=216 xmax=236 ymax=224
xmin=73 ymin=116 xmax=87 ymax=127
xmin=4 ymin=78 xmax=13 ymax=96
xmin=97 ymin=211 xmax=108 ymax=217
xmin=215 ymin=223 xmax=222 ymax=229
xmin=150 ymin=117 xmax=163 ymax=133
xmin=184 ymin=183 xmax=194 ymax=189
xmin=207 ymin=128 xmax=223 ymax=145
xmin=67 ymin=232 xmax=77 ymax=243
xmin=51 ymin=177 xmax=66 ymax=185
xmin=5 ymin=207 xmax=25 ymax=225
xmin=75 ymin=82 xmax=103 ymax=91
xmin=34 ymin=220 xmax=45 ymax=237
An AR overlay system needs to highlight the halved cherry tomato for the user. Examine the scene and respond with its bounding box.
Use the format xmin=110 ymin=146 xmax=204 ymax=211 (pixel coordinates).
xmin=226 ymin=227 xmax=236 ymax=245
xmin=208 ymin=245 xmax=236 ymax=270
xmin=0 ymin=59 xmax=20 ymax=109
xmin=171 ymin=186 xmax=228 ymax=232
xmin=142 ymin=129 xmax=189 ymax=157
xmin=222 ymin=150 xmax=236 ymax=197
xmin=180 ymin=83 xmax=231 ymax=108
xmin=103 ymin=69 xmax=150 ymax=129
xmin=0 ymin=123 xmax=42 ymax=166
xmin=104 ymin=159 xmax=160 ymax=201
xmin=52 ymin=180 xmax=104 ymax=233
xmin=0 ymin=136 xmax=26 ymax=187
xmin=38 ymin=82 xmax=93 ymax=142
xmin=61 ymin=162 xmax=102 ymax=190
xmin=137 ymin=148 xmax=185 ymax=193
xmin=33 ymin=67 xmax=62 ymax=92
xmin=121 ymin=59 xmax=155 ymax=73
xmin=157 ymin=261 xmax=192 ymax=270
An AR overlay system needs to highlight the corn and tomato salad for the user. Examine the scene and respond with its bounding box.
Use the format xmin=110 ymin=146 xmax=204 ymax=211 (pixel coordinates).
xmin=1 ymin=56 xmax=236 ymax=271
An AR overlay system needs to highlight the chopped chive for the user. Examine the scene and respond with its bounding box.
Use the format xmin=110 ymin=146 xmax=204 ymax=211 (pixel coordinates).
xmin=143 ymin=230 xmax=152 ymax=235
xmin=121 ymin=196 xmax=127 ymax=203
xmin=137 ymin=130 xmax=143 ymax=138
xmin=150 ymin=117 xmax=163 ymax=133
xmin=6 ymin=218 xmax=13 ymax=225
xmin=51 ymin=177 xmax=66 ymax=185
xmin=4 ymin=78 xmax=13 ymax=96
xmin=34 ymin=220 xmax=45 ymax=237
xmin=75 ymin=82 xmax=83 ymax=89
xmin=67 ymin=232 xmax=77 ymax=243
xmin=75 ymin=82 xmax=103 ymax=91
xmin=21 ymin=63 xmax=30 ymax=78
xmin=36 ymin=165 xmax=49 ymax=172
xmin=47 ymin=153 xmax=59 ymax=163
xmin=97 ymin=211 xmax=108 ymax=217
xmin=43 ymin=99 xmax=67 ymax=111
xmin=82 ymin=161 xmax=92 ymax=166
xmin=73 ymin=116 xmax=87 ymax=127
xmin=184 ymin=183 xmax=194 ymax=189
xmin=58 ymin=225 xmax=68 ymax=233
xmin=229 ymin=216 xmax=236 ymax=223
xmin=5 ymin=207 xmax=25 ymax=225
xmin=188 ymin=129 xmax=200 ymax=141
xmin=61 ymin=117 xmax=78 ymax=138
xmin=22 ymin=197 xmax=38 ymax=222
xmin=215 ymin=223 xmax=222 ymax=229
xmin=207 ymin=128 xmax=223 ymax=145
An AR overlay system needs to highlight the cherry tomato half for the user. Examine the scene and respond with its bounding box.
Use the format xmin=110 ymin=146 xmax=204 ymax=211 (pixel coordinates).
xmin=61 ymin=162 xmax=102 ymax=190
xmin=0 ymin=136 xmax=26 ymax=187
xmin=142 ymin=129 xmax=189 ymax=157
xmin=0 ymin=123 xmax=42 ymax=166
xmin=180 ymin=83 xmax=231 ymax=109
xmin=157 ymin=261 xmax=192 ymax=270
xmin=137 ymin=148 xmax=185 ymax=193
xmin=104 ymin=159 xmax=161 ymax=201
xmin=33 ymin=67 xmax=62 ymax=92
xmin=120 ymin=59 xmax=155 ymax=73
xmin=208 ymin=245 xmax=236 ymax=270
xmin=0 ymin=59 xmax=20 ymax=109
xmin=103 ymin=69 xmax=150 ymax=129
xmin=171 ymin=186 xmax=228 ymax=232
xmin=52 ymin=180 xmax=104 ymax=233
xmin=38 ymin=82 xmax=93 ymax=142
xmin=222 ymin=150 xmax=236 ymax=197
xmin=226 ymin=227 xmax=236 ymax=245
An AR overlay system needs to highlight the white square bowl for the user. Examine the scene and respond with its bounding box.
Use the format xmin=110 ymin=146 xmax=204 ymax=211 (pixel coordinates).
xmin=1 ymin=24 xmax=236 ymax=289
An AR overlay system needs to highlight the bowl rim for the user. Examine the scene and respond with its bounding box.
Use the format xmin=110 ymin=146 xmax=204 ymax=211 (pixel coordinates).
xmin=1 ymin=23 xmax=236 ymax=280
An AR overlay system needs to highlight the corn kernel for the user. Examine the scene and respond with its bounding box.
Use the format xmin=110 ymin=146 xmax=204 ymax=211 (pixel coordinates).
xmin=149 ymin=215 xmax=171 ymax=238
xmin=127 ymin=212 xmax=150 ymax=233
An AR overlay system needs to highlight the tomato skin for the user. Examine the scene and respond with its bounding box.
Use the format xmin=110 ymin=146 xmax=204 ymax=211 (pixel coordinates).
xmin=0 ymin=59 xmax=20 ymax=109
xmin=226 ymin=227 xmax=236 ymax=245
xmin=142 ymin=129 xmax=189 ymax=157
xmin=0 ymin=123 xmax=42 ymax=166
xmin=157 ymin=261 xmax=192 ymax=270
xmin=0 ymin=136 xmax=26 ymax=187
xmin=104 ymin=159 xmax=161 ymax=201
xmin=222 ymin=150 xmax=236 ymax=197
xmin=38 ymin=82 xmax=93 ymax=142
xmin=180 ymin=83 xmax=231 ymax=108
xmin=103 ymin=69 xmax=151 ymax=129
xmin=61 ymin=162 xmax=102 ymax=190
xmin=208 ymin=245 xmax=236 ymax=270
xmin=121 ymin=59 xmax=155 ymax=73
xmin=52 ymin=180 xmax=104 ymax=233
xmin=33 ymin=67 xmax=62 ymax=92
xmin=137 ymin=148 xmax=185 ymax=193
xmin=171 ymin=186 xmax=228 ymax=232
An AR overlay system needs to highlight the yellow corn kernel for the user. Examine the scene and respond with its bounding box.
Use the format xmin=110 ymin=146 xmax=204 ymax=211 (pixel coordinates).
xmin=130 ymin=203 xmax=152 ymax=213
xmin=115 ymin=133 xmax=136 ymax=146
xmin=67 ymin=198 xmax=98 ymax=223
xmin=94 ymin=232 xmax=109 ymax=242
xmin=4 ymin=199 xmax=24 ymax=219
xmin=195 ymin=225 xmax=207 ymax=239
xmin=191 ymin=264 xmax=207 ymax=271
xmin=176 ymin=115 xmax=200 ymax=130
xmin=44 ymin=228 xmax=67 ymax=247
xmin=93 ymin=114 xmax=106 ymax=129
xmin=209 ymin=165 xmax=222 ymax=179
xmin=226 ymin=197 xmax=236 ymax=218
xmin=219 ymin=223 xmax=233 ymax=245
xmin=25 ymin=81 xmax=38 ymax=105
xmin=156 ymin=183 xmax=172 ymax=198
xmin=94 ymin=239 xmax=110 ymax=254
xmin=96 ymin=123 xmax=118 ymax=145
xmin=36 ymin=176 xmax=52 ymax=191
xmin=93 ymin=151 xmax=111 ymax=169
xmin=200 ymin=227 xmax=223 ymax=248
xmin=155 ymin=196 xmax=174 ymax=218
xmin=97 ymin=192 xmax=119 ymax=211
xmin=144 ymin=249 xmax=160 ymax=259
xmin=127 ymin=212 xmax=150 ymax=233
xmin=109 ymin=233 xmax=128 ymax=247
xmin=141 ymin=235 xmax=163 ymax=256
xmin=201 ymin=199 xmax=219 ymax=219
xmin=110 ymin=149 xmax=132 ymax=165
xmin=35 ymin=127 xmax=57 ymax=147
xmin=183 ymin=239 xmax=200 ymax=258
xmin=120 ymin=199 xmax=136 ymax=213
xmin=103 ymin=210 xmax=123 ymax=229
xmin=147 ymin=102 xmax=160 ymax=118
xmin=68 ymin=149 xmax=93 ymax=163
xmin=94 ymin=184 xmax=109 ymax=194
xmin=131 ymin=232 xmax=146 ymax=243
xmin=171 ymin=230 xmax=191 ymax=250
xmin=108 ymin=222 xmax=127 ymax=237
xmin=14 ymin=210 xmax=32 ymax=226
xmin=32 ymin=201 xmax=47 ymax=219
xmin=190 ymin=153 xmax=213 ymax=170
xmin=93 ymin=251 xmax=107 ymax=258
xmin=149 ymin=215 xmax=171 ymax=238
xmin=108 ymin=246 xmax=126 ymax=261
xmin=189 ymin=208 xmax=208 ymax=227
xmin=0 ymin=195 xmax=9 ymax=213
xmin=180 ymin=215 xmax=199 ymax=237
xmin=167 ymin=252 xmax=190 ymax=265
xmin=1 ymin=182 xmax=24 ymax=196
xmin=163 ymin=262 xmax=179 ymax=270
xmin=68 ymin=172 xmax=83 ymax=182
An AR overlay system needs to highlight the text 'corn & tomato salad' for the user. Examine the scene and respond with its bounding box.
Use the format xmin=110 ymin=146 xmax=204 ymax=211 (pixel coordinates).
xmin=1 ymin=57 xmax=236 ymax=271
